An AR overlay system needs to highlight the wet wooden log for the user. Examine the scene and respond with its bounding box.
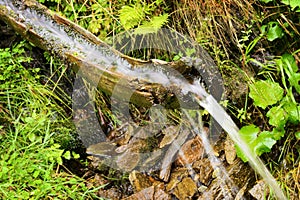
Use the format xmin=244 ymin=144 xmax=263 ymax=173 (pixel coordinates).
xmin=0 ymin=0 xmax=201 ymax=109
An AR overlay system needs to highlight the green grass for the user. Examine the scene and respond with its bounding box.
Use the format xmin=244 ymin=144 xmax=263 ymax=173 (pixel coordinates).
xmin=0 ymin=41 xmax=100 ymax=199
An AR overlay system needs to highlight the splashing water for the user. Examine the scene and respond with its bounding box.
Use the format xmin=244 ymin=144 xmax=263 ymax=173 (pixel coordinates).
xmin=0 ymin=1 xmax=288 ymax=199
xmin=193 ymin=94 xmax=287 ymax=200
xmin=183 ymin=109 xmax=240 ymax=199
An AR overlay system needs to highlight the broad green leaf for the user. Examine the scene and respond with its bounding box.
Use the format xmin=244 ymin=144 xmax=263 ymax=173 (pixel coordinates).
xmin=279 ymin=54 xmax=300 ymax=93
xmin=266 ymin=106 xmax=287 ymax=128
xmin=253 ymin=131 xmax=277 ymax=155
xmin=235 ymin=125 xmax=260 ymax=162
xmin=236 ymin=125 xmax=278 ymax=162
xmin=249 ymin=80 xmax=284 ymax=109
xmin=266 ymin=22 xmax=284 ymax=41
xmin=295 ymin=131 xmax=300 ymax=139
xmin=283 ymin=102 xmax=300 ymax=123
xmin=72 ymin=151 xmax=80 ymax=159
xmin=28 ymin=132 xmax=36 ymax=142
xmin=239 ymin=124 xmax=260 ymax=142
xmin=281 ymin=53 xmax=298 ymax=73
xmin=270 ymin=128 xmax=285 ymax=140
xmin=63 ymin=151 xmax=71 ymax=160
xmin=281 ymin=0 xmax=300 ymax=12
xmin=288 ymin=73 xmax=300 ymax=93
xmin=235 ymin=145 xmax=249 ymax=162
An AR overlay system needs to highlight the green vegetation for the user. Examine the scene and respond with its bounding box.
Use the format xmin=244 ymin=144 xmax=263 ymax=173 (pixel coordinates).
xmin=2 ymin=0 xmax=300 ymax=198
xmin=38 ymin=0 xmax=169 ymax=39
xmin=0 ymin=41 xmax=99 ymax=199
xmin=119 ymin=0 xmax=169 ymax=34
xmin=236 ymin=53 xmax=300 ymax=161
xmin=234 ymin=0 xmax=300 ymax=162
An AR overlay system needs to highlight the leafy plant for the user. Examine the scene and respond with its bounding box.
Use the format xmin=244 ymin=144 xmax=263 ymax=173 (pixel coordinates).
xmin=260 ymin=0 xmax=273 ymax=3
xmin=261 ymin=21 xmax=284 ymax=41
xmin=249 ymin=80 xmax=284 ymax=109
xmin=259 ymin=0 xmax=300 ymax=12
xmin=119 ymin=0 xmax=169 ymax=34
xmin=0 ymin=41 xmax=98 ymax=199
xmin=119 ymin=4 xmax=148 ymax=30
xmin=236 ymin=53 xmax=300 ymax=162
xmin=235 ymin=125 xmax=277 ymax=162
xmin=281 ymin=0 xmax=300 ymax=12
xmin=134 ymin=14 xmax=169 ymax=34
xmin=0 ymin=41 xmax=35 ymax=89
xmin=38 ymin=0 xmax=123 ymax=39
xmin=38 ymin=0 xmax=169 ymax=39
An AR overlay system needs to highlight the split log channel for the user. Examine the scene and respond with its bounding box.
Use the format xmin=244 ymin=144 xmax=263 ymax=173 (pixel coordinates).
xmin=0 ymin=0 xmax=223 ymax=110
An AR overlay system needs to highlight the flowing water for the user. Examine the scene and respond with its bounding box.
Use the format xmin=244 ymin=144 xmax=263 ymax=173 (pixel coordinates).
xmin=0 ymin=1 xmax=287 ymax=199
xmin=183 ymin=109 xmax=240 ymax=199
xmin=193 ymin=94 xmax=287 ymax=200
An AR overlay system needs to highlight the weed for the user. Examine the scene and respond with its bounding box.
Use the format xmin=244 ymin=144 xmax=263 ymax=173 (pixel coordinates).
xmin=236 ymin=52 xmax=299 ymax=163
xmin=0 ymin=41 xmax=99 ymax=199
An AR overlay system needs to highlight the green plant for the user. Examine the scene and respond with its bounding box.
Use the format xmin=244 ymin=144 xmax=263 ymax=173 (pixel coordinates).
xmin=236 ymin=53 xmax=300 ymax=162
xmin=119 ymin=0 xmax=169 ymax=34
xmin=281 ymin=0 xmax=300 ymax=12
xmin=38 ymin=0 xmax=125 ymax=39
xmin=0 ymin=41 xmax=36 ymax=88
xmin=259 ymin=0 xmax=300 ymax=12
xmin=261 ymin=21 xmax=285 ymax=42
xmin=0 ymin=41 xmax=99 ymax=199
xmin=38 ymin=0 xmax=169 ymax=39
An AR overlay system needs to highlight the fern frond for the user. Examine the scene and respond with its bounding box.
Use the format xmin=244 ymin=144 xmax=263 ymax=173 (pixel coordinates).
xmin=119 ymin=5 xmax=145 ymax=30
xmin=134 ymin=14 xmax=169 ymax=34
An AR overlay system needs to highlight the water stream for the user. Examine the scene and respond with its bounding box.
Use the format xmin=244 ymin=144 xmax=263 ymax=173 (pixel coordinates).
xmin=183 ymin=109 xmax=240 ymax=199
xmin=0 ymin=1 xmax=287 ymax=199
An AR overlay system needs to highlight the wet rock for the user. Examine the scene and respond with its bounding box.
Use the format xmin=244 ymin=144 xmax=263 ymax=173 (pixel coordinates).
xmin=86 ymin=174 xmax=123 ymax=200
xmin=166 ymin=168 xmax=189 ymax=192
xmin=123 ymin=186 xmax=171 ymax=200
xmin=166 ymin=168 xmax=198 ymax=199
xmin=159 ymin=129 xmax=190 ymax=182
xmin=98 ymin=187 xmax=123 ymax=200
xmin=249 ymin=180 xmax=269 ymax=199
xmin=224 ymin=136 xmax=236 ymax=164
xmin=140 ymin=149 xmax=163 ymax=172
xmin=108 ymin=123 xmax=133 ymax=146
xmin=153 ymin=187 xmax=171 ymax=200
xmin=176 ymin=135 xmax=204 ymax=165
xmin=193 ymin=158 xmax=214 ymax=185
xmin=117 ymin=150 xmax=140 ymax=171
xmin=86 ymin=174 xmax=108 ymax=188
xmin=235 ymin=182 xmax=248 ymax=200
xmin=173 ymin=177 xmax=198 ymax=199
xmin=198 ymin=159 xmax=253 ymax=199
xmin=129 ymin=171 xmax=152 ymax=192
xmin=159 ymin=125 xmax=180 ymax=148
xmin=197 ymin=185 xmax=208 ymax=193
xmin=86 ymin=141 xmax=118 ymax=158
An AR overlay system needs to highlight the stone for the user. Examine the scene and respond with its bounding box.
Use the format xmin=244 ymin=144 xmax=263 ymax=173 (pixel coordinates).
xmin=176 ymin=135 xmax=204 ymax=165
xmin=173 ymin=177 xmax=198 ymax=199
